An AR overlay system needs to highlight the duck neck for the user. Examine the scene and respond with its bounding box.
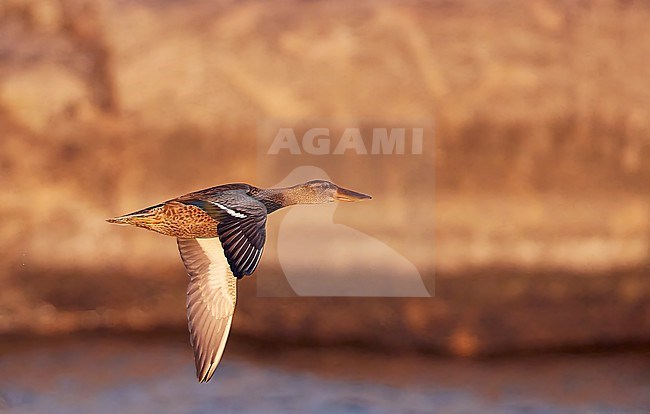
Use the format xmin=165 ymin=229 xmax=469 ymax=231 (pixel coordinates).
xmin=252 ymin=185 xmax=308 ymax=214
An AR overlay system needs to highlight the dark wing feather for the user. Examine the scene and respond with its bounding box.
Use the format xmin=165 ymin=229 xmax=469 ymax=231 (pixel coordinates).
xmin=179 ymin=190 xmax=267 ymax=278
xmin=217 ymin=213 xmax=266 ymax=277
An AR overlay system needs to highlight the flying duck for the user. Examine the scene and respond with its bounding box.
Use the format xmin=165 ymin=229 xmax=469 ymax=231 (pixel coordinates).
xmin=107 ymin=180 xmax=371 ymax=382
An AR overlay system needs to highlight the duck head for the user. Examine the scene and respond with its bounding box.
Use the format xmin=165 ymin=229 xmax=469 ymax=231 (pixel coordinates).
xmin=289 ymin=180 xmax=372 ymax=204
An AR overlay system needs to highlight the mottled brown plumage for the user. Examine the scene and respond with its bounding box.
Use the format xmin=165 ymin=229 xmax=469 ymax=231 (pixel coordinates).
xmin=111 ymin=201 xmax=218 ymax=238
xmin=107 ymin=180 xmax=370 ymax=382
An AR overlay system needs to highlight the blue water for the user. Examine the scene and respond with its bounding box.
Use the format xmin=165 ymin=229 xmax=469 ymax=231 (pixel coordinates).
xmin=0 ymin=337 xmax=647 ymax=414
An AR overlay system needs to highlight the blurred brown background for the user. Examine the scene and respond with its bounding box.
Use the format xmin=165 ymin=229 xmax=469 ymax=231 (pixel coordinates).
xmin=0 ymin=0 xmax=648 ymax=361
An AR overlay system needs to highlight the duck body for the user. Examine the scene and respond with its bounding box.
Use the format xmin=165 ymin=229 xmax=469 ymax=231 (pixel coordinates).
xmin=108 ymin=180 xmax=370 ymax=382
xmin=109 ymin=184 xmax=257 ymax=239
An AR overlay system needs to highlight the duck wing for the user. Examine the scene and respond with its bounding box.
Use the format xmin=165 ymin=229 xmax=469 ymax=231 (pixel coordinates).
xmin=178 ymin=190 xmax=267 ymax=278
xmin=177 ymin=237 xmax=237 ymax=383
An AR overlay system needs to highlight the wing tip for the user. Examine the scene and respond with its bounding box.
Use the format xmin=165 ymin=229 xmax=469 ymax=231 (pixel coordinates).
xmin=197 ymin=362 xmax=218 ymax=383
xmin=197 ymin=374 xmax=211 ymax=383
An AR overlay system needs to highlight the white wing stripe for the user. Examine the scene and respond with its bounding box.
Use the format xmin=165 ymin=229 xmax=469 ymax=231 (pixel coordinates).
xmin=212 ymin=202 xmax=247 ymax=218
